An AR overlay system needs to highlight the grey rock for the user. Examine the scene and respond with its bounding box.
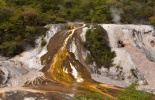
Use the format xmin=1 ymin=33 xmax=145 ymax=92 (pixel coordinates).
xmin=138 ymin=80 xmax=148 ymax=85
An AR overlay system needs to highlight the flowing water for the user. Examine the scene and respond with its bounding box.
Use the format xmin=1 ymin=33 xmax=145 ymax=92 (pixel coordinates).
xmin=0 ymin=24 xmax=121 ymax=100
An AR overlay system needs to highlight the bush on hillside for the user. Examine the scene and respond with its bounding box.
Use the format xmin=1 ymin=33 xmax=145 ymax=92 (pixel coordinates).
xmin=85 ymin=25 xmax=116 ymax=68
xmin=117 ymin=83 xmax=153 ymax=100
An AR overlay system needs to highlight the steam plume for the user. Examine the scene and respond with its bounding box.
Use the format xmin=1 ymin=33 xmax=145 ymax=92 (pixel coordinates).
xmin=110 ymin=8 xmax=123 ymax=24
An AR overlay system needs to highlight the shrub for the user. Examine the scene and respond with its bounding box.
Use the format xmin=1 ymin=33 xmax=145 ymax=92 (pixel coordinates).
xmin=85 ymin=25 xmax=116 ymax=68
xmin=86 ymin=53 xmax=94 ymax=64
xmin=130 ymin=68 xmax=137 ymax=78
xmin=36 ymin=13 xmax=51 ymax=26
xmin=25 ymin=26 xmax=36 ymax=34
xmin=117 ymin=83 xmax=153 ymax=100
xmin=0 ymin=42 xmax=23 ymax=56
xmin=41 ymin=38 xmax=47 ymax=46
xmin=55 ymin=17 xmax=66 ymax=23
xmin=150 ymin=16 xmax=155 ymax=26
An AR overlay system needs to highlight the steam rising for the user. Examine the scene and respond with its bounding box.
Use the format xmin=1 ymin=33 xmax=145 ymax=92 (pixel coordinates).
xmin=110 ymin=8 xmax=123 ymax=24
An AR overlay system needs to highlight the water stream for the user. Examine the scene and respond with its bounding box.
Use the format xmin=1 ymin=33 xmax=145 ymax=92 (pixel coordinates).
xmin=0 ymin=24 xmax=121 ymax=100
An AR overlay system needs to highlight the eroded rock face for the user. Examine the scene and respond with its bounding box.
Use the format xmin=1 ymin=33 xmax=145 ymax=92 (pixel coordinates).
xmin=87 ymin=24 xmax=155 ymax=85
xmin=91 ymin=24 xmax=155 ymax=91
xmin=0 ymin=60 xmax=28 ymax=86
xmin=74 ymin=24 xmax=152 ymax=86
xmin=0 ymin=24 xmax=121 ymax=100
xmin=1 ymin=23 xmax=155 ymax=98
xmin=0 ymin=69 xmax=7 ymax=85
xmin=0 ymin=24 xmax=63 ymax=87
xmin=101 ymin=24 xmax=155 ymax=62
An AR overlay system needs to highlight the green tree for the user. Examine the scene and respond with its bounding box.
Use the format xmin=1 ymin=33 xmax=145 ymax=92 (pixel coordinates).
xmin=0 ymin=7 xmax=12 ymax=22
xmin=85 ymin=25 xmax=116 ymax=68
xmin=106 ymin=0 xmax=117 ymax=7
xmin=150 ymin=16 xmax=155 ymax=26
xmin=0 ymin=0 xmax=6 ymax=8
xmin=41 ymin=38 xmax=47 ymax=47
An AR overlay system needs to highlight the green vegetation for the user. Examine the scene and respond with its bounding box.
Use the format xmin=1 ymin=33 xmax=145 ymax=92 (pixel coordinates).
xmin=85 ymin=25 xmax=116 ymax=68
xmin=41 ymin=38 xmax=47 ymax=46
xmin=150 ymin=16 xmax=155 ymax=26
xmin=0 ymin=1 xmax=49 ymax=56
xmin=1 ymin=0 xmax=155 ymax=56
xmin=73 ymin=92 xmax=103 ymax=100
xmin=74 ymin=84 xmax=154 ymax=100
xmin=117 ymin=83 xmax=153 ymax=100
xmin=130 ymin=68 xmax=137 ymax=78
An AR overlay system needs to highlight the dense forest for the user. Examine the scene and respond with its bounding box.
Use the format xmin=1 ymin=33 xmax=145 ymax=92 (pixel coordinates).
xmin=1 ymin=0 xmax=155 ymax=56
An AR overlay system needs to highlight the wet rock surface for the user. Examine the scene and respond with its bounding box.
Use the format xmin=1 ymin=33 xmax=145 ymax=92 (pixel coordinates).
xmin=1 ymin=23 xmax=155 ymax=99
xmin=0 ymin=24 xmax=121 ymax=100
xmin=1 ymin=91 xmax=72 ymax=100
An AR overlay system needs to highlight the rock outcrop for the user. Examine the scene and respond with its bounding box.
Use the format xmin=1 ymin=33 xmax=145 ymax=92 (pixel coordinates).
xmin=0 ymin=24 xmax=63 ymax=87
xmin=96 ymin=24 xmax=155 ymax=91
xmin=1 ymin=23 xmax=155 ymax=98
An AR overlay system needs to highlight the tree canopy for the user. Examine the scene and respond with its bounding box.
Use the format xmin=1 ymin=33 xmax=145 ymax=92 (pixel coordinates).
xmin=1 ymin=0 xmax=155 ymax=56
xmin=85 ymin=25 xmax=116 ymax=68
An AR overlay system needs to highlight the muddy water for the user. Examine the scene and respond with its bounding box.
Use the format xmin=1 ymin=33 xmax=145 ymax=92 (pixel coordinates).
xmin=0 ymin=24 xmax=121 ymax=100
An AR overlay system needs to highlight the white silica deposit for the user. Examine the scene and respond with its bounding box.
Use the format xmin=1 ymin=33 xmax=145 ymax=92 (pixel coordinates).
xmin=23 ymin=97 xmax=36 ymax=100
xmin=80 ymin=27 xmax=88 ymax=42
xmin=100 ymin=24 xmax=154 ymax=48
xmin=69 ymin=38 xmax=78 ymax=60
xmin=0 ymin=24 xmax=63 ymax=87
xmin=97 ymin=24 xmax=154 ymax=85
xmin=13 ymin=24 xmax=63 ymax=70
xmin=38 ymin=24 xmax=63 ymax=58
xmin=70 ymin=63 xmax=83 ymax=82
